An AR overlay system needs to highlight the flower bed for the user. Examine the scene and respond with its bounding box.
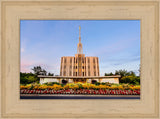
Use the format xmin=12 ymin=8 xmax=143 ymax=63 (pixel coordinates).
xmin=20 ymin=83 xmax=140 ymax=95
xmin=20 ymin=83 xmax=140 ymax=90
xmin=20 ymin=89 xmax=140 ymax=95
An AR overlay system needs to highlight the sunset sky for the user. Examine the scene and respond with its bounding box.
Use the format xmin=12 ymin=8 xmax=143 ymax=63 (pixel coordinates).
xmin=20 ymin=20 xmax=140 ymax=76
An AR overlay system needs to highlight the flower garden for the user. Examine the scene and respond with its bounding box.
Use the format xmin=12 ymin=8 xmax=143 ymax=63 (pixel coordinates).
xmin=20 ymin=82 xmax=140 ymax=95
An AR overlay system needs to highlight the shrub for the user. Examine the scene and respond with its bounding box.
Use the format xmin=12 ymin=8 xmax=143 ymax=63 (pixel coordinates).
xmin=95 ymin=82 xmax=100 ymax=86
xmin=20 ymin=72 xmax=39 ymax=84
xmin=44 ymin=82 xmax=60 ymax=86
xmin=105 ymin=82 xmax=112 ymax=86
xmin=120 ymin=76 xmax=140 ymax=85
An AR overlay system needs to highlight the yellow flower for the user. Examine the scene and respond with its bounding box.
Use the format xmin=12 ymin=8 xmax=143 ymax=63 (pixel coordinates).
xmin=73 ymin=85 xmax=79 ymax=89
xmin=98 ymin=85 xmax=107 ymax=89
xmin=117 ymin=85 xmax=123 ymax=90
xmin=63 ymin=85 xmax=69 ymax=89
xmin=52 ymin=84 xmax=62 ymax=90
xmin=133 ymin=85 xmax=140 ymax=90
xmin=20 ymin=85 xmax=25 ymax=89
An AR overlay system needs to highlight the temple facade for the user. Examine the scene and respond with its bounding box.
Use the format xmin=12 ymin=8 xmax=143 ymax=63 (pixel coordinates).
xmin=39 ymin=26 xmax=120 ymax=84
xmin=60 ymin=26 xmax=99 ymax=77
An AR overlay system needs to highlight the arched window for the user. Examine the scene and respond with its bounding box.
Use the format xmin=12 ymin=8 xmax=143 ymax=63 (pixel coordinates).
xmin=62 ymin=79 xmax=68 ymax=85
xmin=92 ymin=80 xmax=97 ymax=84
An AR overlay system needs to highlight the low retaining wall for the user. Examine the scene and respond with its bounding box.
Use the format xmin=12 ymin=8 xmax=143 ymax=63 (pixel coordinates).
xmin=39 ymin=76 xmax=120 ymax=84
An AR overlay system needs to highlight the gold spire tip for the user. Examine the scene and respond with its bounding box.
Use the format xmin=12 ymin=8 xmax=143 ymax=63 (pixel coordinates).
xmin=79 ymin=26 xmax=81 ymax=37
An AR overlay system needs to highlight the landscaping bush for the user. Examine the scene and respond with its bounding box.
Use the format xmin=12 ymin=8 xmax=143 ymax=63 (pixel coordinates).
xmin=120 ymin=76 xmax=140 ymax=85
xmin=44 ymin=82 xmax=60 ymax=86
xmin=95 ymin=82 xmax=100 ymax=86
xmin=20 ymin=72 xmax=39 ymax=84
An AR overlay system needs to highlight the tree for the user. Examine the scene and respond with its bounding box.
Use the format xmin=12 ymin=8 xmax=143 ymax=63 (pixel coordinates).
xmin=31 ymin=66 xmax=47 ymax=75
xmin=115 ymin=69 xmax=128 ymax=77
xmin=129 ymin=71 xmax=136 ymax=77
xmin=27 ymin=75 xmax=38 ymax=83
xmin=48 ymin=72 xmax=54 ymax=76
xmin=41 ymin=69 xmax=47 ymax=75
xmin=104 ymin=69 xmax=139 ymax=84
xmin=105 ymin=72 xmax=114 ymax=76
xmin=20 ymin=72 xmax=39 ymax=84
xmin=120 ymin=76 xmax=140 ymax=85
xmin=104 ymin=69 xmax=136 ymax=78
xmin=20 ymin=66 xmax=55 ymax=85
xmin=20 ymin=76 xmax=28 ymax=84
xmin=115 ymin=69 xmax=136 ymax=77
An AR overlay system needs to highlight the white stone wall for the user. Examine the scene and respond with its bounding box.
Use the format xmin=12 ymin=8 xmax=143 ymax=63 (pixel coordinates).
xmin=69 ymin=79 xmax=74 ymax=83
xmin=40 ymin=78 xmax=60 ymax=84
xmin=100 ymin=78 xmax=119 ymax=84
xmin=87 ymin=79 xmax=92 ymax=83
xmin=39 ymin=77 xmax=119 ymax=84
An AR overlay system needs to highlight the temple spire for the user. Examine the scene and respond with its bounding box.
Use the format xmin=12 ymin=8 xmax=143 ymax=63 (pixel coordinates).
xmin=77 ymin=26 xmax=83 ymax=54
xmin=79 ymin=26 xmax=81 ymax=43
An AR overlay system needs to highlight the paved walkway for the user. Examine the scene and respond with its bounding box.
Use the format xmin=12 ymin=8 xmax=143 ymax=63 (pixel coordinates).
xmin=20 ymin=94 xmax=140 ymax=99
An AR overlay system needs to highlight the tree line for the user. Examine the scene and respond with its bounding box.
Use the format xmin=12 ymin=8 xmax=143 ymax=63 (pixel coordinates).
xmin=20 ymin=66 xmax=140 ymax=85
xmin=20 ymin=66 xmax=54 ymax=84
xmin=105 ymin=69 xmax=140 ymax=85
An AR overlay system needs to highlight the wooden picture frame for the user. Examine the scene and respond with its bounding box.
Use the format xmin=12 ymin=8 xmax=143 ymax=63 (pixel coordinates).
xmin=0 ymin=0 xmax=159 ymax=118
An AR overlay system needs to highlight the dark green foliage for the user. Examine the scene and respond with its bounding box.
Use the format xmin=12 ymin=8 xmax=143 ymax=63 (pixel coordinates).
xmin=48 ymin=72 xmax=54 ymax=76
xmin=29 ymin=85 xmax=34 ymax=90
xmin=95 ymin=82 xmax=100 ymax=85
xmin=120 ymin=76 xmax=140 ymax=85
xmin=105 ymin=69 xmax=136 ymax=77
xmin=105 ymin=72 xmax=114 ymax=76
xmin=105 ymin=82 xmax=112 ymax=86
xmin=101 ymin=82 xmax=106 ymax=85
xmin=20 ymin=72 xmax=39 ymax=85
xmin=104 ymin=69 xmax=140 ymax=85
xmin=43 ymin=82 xmax=60 ymax=86
xmin=130 ymin=76 xmax=140 ymax=85
xmin=78 ymin=85 xmax=83 ymax=89
xmin=61 ymin=84 xmax=64 ymax=87
xmin=20 ymin=66 xmax=55 ymax=85
xmin=32 ymin=66 xmax=47 ymax=75
xmin=115 ymin=69 xmax=136 ymax=77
